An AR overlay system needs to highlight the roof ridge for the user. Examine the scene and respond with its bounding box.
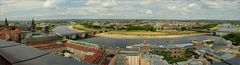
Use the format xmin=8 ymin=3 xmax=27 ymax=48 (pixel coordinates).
xmin=12 ymin=52 xmax=51 ymax=64
xmin=0 ymin=43 xmax=23 ymax=48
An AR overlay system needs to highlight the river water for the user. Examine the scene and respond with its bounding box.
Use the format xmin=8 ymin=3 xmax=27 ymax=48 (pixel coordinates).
xmin=80 ymin=35 xmax=221 ymax=48
xmin=79 ymin=23 xmax=238 ymax=48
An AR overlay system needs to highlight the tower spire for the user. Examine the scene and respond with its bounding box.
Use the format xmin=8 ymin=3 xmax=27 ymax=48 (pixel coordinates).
xmin=4 ymin=18 xmax=9 ymax=29
xmin=31 ymin=17 xmax=36 ymax=32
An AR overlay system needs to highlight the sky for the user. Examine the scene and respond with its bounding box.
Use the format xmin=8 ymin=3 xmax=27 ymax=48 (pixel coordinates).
xmin=0 ymin=0 xmax=240 ymax=20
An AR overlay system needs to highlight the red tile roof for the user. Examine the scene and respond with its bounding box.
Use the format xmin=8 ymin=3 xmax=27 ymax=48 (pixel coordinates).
xmin=0 ymin=28 xmax=21 ymax=42
xmin=65 ymin=43 xmax=106 ymax=64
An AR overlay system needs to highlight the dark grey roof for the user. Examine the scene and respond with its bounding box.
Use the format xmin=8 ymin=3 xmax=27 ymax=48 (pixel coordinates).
xmin=213 ymin=38 xmax=228 ymax=47
xmin=0 ymin=40 xmax=92 ymax=65
xmin=22 ymin=34 xmax=61 ymax=44
xmin=13 ymin=53 xmax=89 ymax=65
xmin=0 ymin=44 xmax=47 ymax=63
xmin=0 ymin=41 xmax=19 ymax=48
xmin=212 ymin=57 xmax=240 ymax=65
xmin=53 ymin=26 xmax=79 ymax=36
xmin=203 ymin=47 xmax=235 ymax=59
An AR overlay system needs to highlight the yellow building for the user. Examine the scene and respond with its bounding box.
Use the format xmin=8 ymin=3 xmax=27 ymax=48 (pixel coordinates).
xmin=140 ymin=57 xmax=150 ymax=65
xmin=127 ymin=56 xmax=140 ymax=65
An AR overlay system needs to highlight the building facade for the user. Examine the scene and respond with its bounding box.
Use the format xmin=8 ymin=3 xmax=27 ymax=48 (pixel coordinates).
xmin=0 ymin=18 xmax=21 ymax=42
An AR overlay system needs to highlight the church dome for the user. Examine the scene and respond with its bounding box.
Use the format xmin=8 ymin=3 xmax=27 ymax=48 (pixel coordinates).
xmin=212 ymin=38 xmax=230 ymax=49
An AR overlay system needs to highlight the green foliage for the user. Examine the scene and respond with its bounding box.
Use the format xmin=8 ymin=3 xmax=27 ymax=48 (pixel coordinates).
xmin=156 ymin=51 xmax=188 ymax=64
xmin=36 ymin=27 xmax=43 ymax=30
xmin=82 ymin=23 xmax=101 ymax=29
xmin=223 ymin=33 xmax=240 ymax=46
xmin=143 ymin=25 xmax=155 ymax=32
xmin=127 ymin=26 xmax=145 ymax=30
xmin=126 ymin=25 xmax=155 ymax=32
xmin=206 ymin=40 xmax=214 ymax=45
xmin=184 ymin=48 xmax=194 ymax=58
xmin=181 ymin=27 xmax=188 ymax=31
xmin=61 ymin=40 xmax=68 ymax=43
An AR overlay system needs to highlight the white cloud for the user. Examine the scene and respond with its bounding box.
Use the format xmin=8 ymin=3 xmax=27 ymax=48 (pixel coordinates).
xmin=167 ymin=6 xmax=177 ymax=10
xmin=102 ymin=0 xmax=117 ymax=8
xmin=201 ymin=0 xmax=240 ymax=9
xmin=0 ymin=0 xmax=239 ymax=20
xmin=146 ymin=10 xmax=153 ymax=15
xmin=86 ymin=0 xmax=117 ymax=8
xmin=140 ymin=0 xmax=178 ymax=5
xmin=43 ymin=0 xmax=65 ymax=8
xmin=0 ymin=0 xmax=44 ymax=15
xmin=167 ymin=3 xmax=200 ymax=15
xmin=188 ymin=3 xmax=197 ymax=8
xmin=86 ymin=0 xmax=102 ymax=5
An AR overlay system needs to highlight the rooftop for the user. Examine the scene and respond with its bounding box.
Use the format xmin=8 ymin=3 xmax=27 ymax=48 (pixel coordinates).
xmin=0 ymin=40 xmax=91 ymax=65
xmin=68 ymin=40 xmax=99 ymax=48
xmin=212 ymin=57 xmax=240 ymax=65
xmin=201 ymin=47 xmax=235 ymax=59
xmin=65 ymin=43 xmax=104 ymax=64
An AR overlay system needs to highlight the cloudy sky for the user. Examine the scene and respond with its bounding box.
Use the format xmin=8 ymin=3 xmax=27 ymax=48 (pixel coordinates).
xmin=0 ymin=0 xmax=239 ymax=20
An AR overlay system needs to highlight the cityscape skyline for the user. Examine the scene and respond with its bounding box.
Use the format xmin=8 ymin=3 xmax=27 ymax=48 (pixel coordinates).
xmin=0 ymin=0 xmax=240 ymax=20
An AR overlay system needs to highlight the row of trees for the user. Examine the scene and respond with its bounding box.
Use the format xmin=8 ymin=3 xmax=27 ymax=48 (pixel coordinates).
xmin=81 ymin=23 xmax=102 ymax=29
xmin=126 ymin=25 xmax=155 ymax=31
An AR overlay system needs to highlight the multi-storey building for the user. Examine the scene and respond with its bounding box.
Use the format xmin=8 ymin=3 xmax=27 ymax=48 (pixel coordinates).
xmin=65 ymin=40 xmax=106 ymax=64
xmin=0 ymin=18 xmax=21 ymax=42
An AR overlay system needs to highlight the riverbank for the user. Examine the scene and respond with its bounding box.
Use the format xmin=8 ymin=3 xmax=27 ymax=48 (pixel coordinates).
xmin=68 ymin=25 xmax=85 ymax=32
xmin=96 ymin=33 xmax=208 ymax=39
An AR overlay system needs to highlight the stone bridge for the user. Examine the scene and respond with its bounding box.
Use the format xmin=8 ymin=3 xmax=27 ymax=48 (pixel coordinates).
xmin=53 ymin=26 xmax=111 ymax=39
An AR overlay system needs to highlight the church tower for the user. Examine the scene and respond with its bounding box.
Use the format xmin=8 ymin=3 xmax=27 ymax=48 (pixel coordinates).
xmin=30 ymin=18 xmax=36 ymax=32
xmin=4 ymin=18 xmax=9 ymax=29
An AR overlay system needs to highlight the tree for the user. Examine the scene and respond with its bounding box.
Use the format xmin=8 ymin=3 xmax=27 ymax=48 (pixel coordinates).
xmin=181 ymin=27 xmax=187 ymax=31
xmin=127 ymin=26 xmax=145 ymax=31
xmin=206 ymin=40 xmax=214 ymax=45
xmin=36 ymin=27 xmax=43 ymax=30
xmin=185 ymin=48 xmax=194 ymax=58
xmin=143 ymin=25 xmax=155 ymax=32
xmin=223 ymin=33 xmax=240 ymax=46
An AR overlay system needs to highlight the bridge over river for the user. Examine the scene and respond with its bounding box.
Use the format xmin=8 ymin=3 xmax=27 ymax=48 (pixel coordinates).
xmin=52 ymin=26 xmax=111 ymax=39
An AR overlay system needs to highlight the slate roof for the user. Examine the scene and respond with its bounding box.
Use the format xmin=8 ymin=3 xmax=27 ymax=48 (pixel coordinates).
xmin=23 ymin=34 xmax=61 ymax=44
xmin=0 ymin=40 xmax=92 ymax=65
xmin=212 ymin=57 xmax=240 ymax=65
xmin=212 ymin=38 xmax=228 ymax=47
xmin=203 ymin=47 xmax=235 ymax=59
xmin=52 ymin=26 xmax=79 ymax=36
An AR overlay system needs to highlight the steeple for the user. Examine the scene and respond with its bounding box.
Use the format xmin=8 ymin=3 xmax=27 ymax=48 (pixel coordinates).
xmin=31 ymin=18 xmax=36 ymax=32
xmin=32 ymin=18 xmax=35 ymax=26
xmin=4 ymin=18 xmax=9 ymax=29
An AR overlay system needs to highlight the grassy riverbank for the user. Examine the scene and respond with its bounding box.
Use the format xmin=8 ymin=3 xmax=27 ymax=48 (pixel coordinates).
xmin=107 ymin=30 xmax=200 ymax=36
